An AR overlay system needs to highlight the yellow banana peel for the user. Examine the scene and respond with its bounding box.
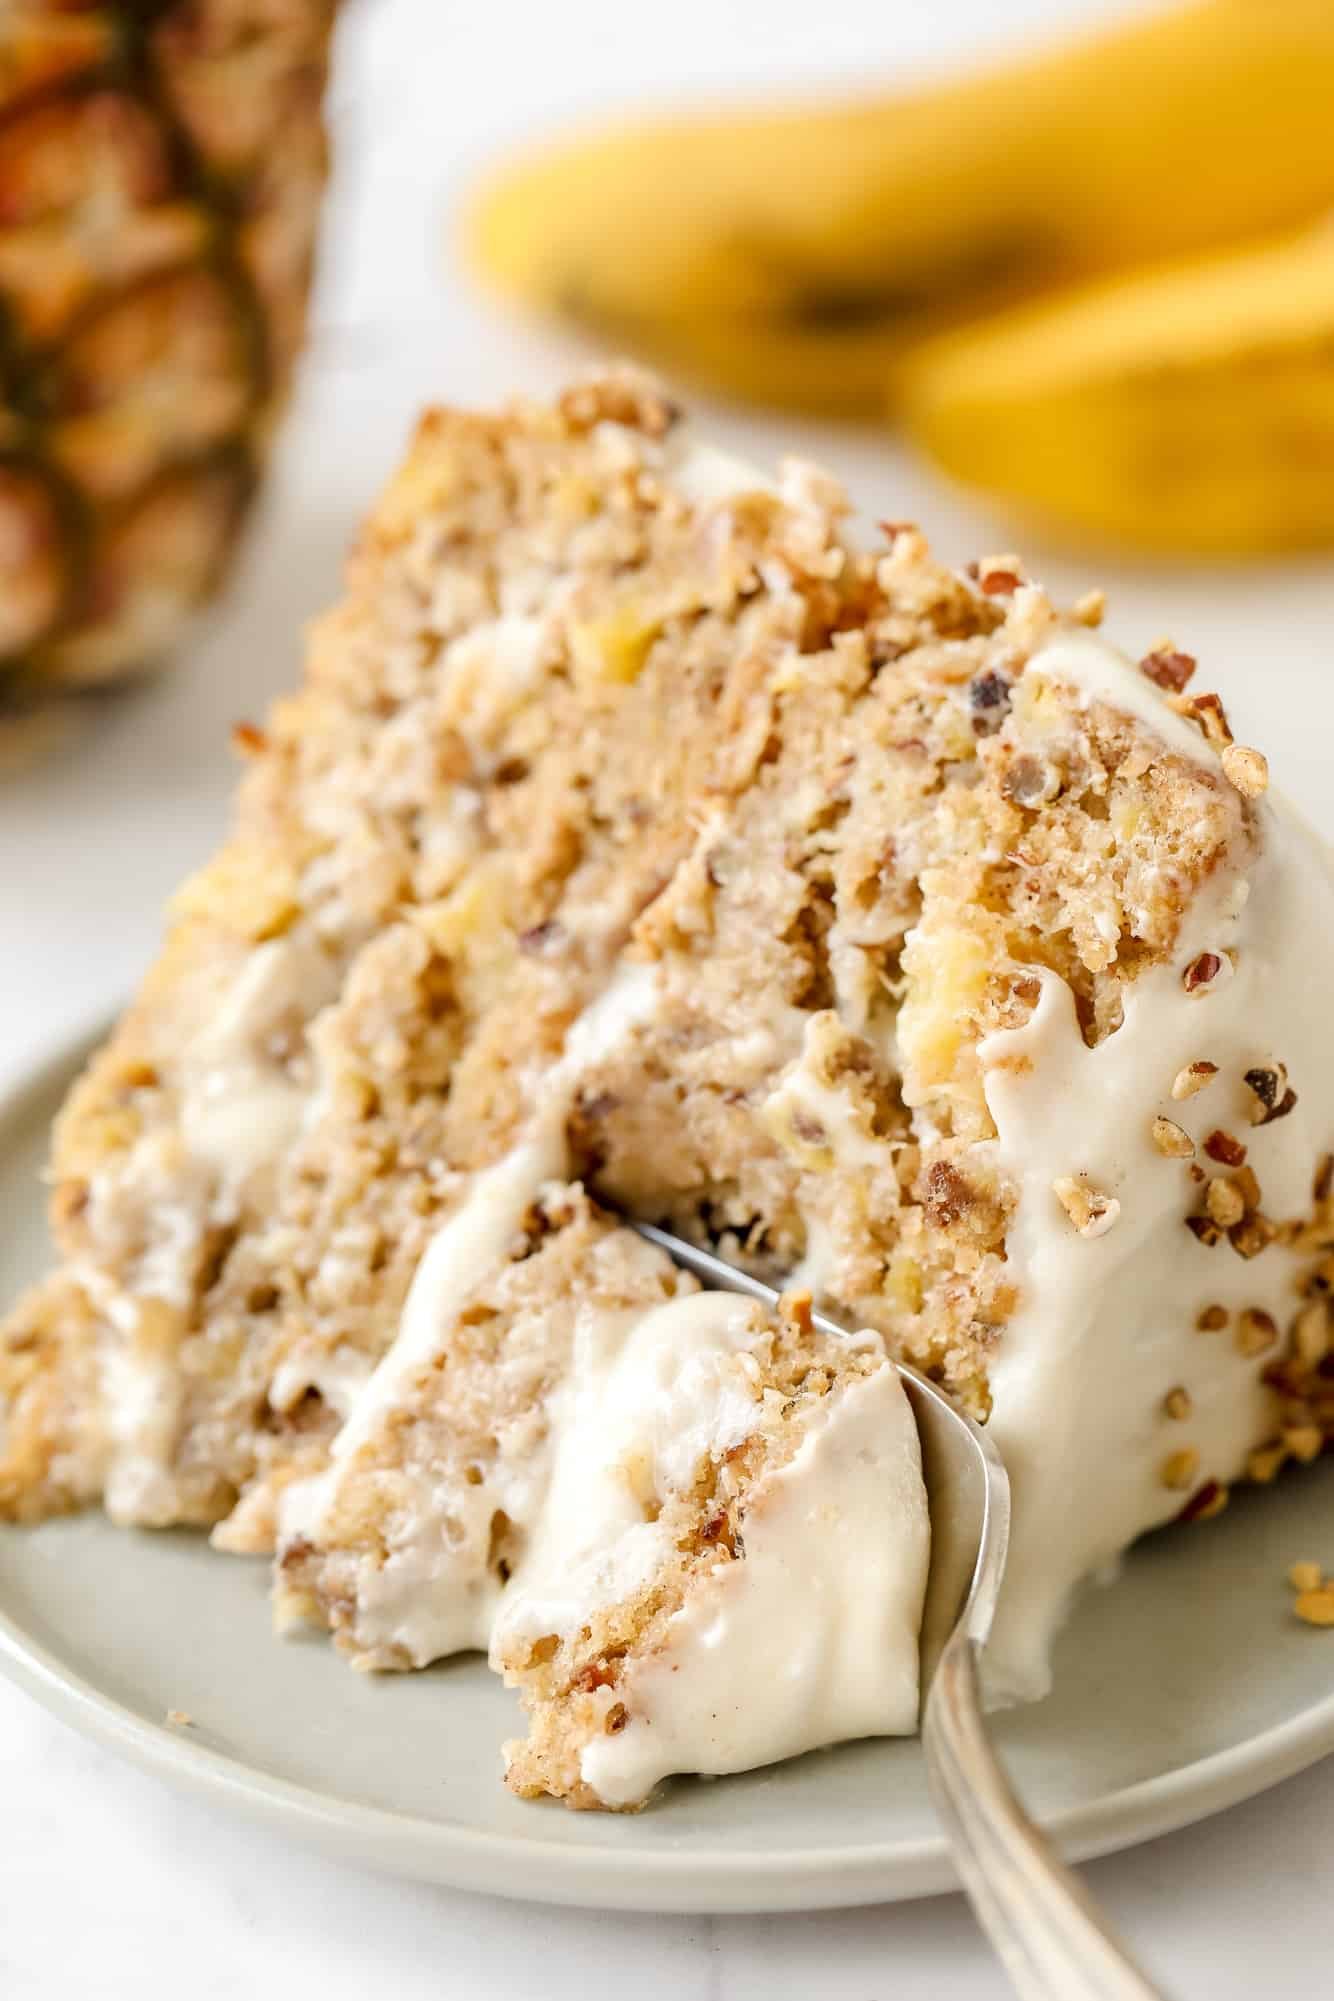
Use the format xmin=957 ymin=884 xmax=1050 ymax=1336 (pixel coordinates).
xmin=902 ymin=227 xmax=1334 ymax=556
xmin=468 ymin=0 xmax=1334 ymax=414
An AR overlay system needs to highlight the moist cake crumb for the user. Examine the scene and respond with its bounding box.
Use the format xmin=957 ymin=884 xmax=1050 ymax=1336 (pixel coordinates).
xmin=3 ymin=367 xmax=1334 ymax=1799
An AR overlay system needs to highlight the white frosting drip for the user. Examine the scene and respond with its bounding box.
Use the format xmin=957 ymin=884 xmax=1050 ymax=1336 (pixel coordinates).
xmin=90 ymin=933 xmax=341 ymax=1523
xmin=492 ymin=1293 xmax=773 ymax=1649
xmin=763 ymin=1015 xmax=887 ymax=1174
xmin=582 ymin=1367 xmax=926 ymax=1803
xmin=276 ymin=965 xmax=666 ymax=1655
xmin=180 ymin=935 xmax=340 ymax=1183
xmin=275 ymin=1138 xmax=577 ymax=1659
xmin=980 ymin=635 xmax=1334 ymax=1697
xmin=489 ymin=1311 xmax=927 ymax=1805
xmin=1028 ymin=631 xmax=1221 ymax=765
xmin=284 ymin=955 xmax=929 ymax=1787
xmin=96 ymin=1330 xmax=187 ymax=1524
xmin=327 ymin=1138 xmax=559 ymax=1485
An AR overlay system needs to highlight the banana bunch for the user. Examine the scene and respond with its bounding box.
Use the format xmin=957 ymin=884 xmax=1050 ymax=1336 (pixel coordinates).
xmin=905 ymin=230 xmax=1334 ymax=556
xmin=469 ymin=0 xmax=1334 ymax=554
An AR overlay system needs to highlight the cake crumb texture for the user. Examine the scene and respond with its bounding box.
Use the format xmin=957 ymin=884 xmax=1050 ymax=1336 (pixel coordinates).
xmin=3 ymin=368 xmax=1332 ymax=1804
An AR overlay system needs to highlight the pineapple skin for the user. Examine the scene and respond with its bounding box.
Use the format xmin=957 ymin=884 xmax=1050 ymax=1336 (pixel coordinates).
xmin=0 ymin=1 xmax=338 ymax=712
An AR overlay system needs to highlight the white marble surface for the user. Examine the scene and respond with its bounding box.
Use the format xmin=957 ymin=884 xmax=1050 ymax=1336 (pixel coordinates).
xmin=3 ymin=1 xmax=1333 ymax=1993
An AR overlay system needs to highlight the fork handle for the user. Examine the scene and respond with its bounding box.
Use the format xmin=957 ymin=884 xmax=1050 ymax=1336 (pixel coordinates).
xmin=923 ymin=1633 xmax=1168 ymax=2000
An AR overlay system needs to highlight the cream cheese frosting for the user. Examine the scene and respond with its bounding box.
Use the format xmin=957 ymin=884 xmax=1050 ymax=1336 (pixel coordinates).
xmin=493 ymin=1296 xmax=928 ymax=1805
xmin=980 ymin=632 xmax=1334 ymax=1698
xmin=280 ymin=963 xmax=932 ymax=1791
xmin=274 ymin=965 xmax=665 ymax=1653
xmin=179 ymin=934 xmax=342 ymax=1182
xmin=86 ymin=930 xmax=343 ymax=1523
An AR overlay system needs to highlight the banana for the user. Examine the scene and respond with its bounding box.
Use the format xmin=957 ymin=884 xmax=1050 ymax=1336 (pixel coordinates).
xmin=902 ymin=226 xmax=1334 ymax=556
xmin=468 ymin=0 xmax=1334 ymax=414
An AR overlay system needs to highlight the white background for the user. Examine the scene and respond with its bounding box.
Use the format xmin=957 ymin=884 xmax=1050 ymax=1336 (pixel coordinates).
xmin=3 ymin=1 xmax=1332 ymax=1992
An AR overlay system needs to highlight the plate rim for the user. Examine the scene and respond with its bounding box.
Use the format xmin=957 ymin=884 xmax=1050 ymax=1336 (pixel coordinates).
xmin=4 ymin=1028 xmax=1334 ymax=1914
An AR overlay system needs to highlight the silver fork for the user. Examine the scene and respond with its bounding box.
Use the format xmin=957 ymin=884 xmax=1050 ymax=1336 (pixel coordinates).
xmin=632 ymin=1221 xmax=1166 ymax=2001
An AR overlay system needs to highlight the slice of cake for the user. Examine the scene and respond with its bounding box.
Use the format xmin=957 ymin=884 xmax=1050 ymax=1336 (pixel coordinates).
xmin=491 ymin=1291 xmax=926 ymax=1810
xmin=4 ymin=368 xmax=1334 ymax=1808
xmin=274 ymin=1180 xmax=694 ymax=1670
xmin=274 ymin=1161 xmax=928 ymax=1806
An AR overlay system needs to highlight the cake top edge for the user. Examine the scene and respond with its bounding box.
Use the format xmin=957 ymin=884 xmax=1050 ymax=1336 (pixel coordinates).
xmin=355 ymin=364 xmax=1272 ymax=828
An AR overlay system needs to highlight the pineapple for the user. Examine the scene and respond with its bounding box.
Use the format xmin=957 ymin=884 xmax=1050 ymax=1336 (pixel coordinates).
xmin=0 ymin=0 xmax=337 ymax=725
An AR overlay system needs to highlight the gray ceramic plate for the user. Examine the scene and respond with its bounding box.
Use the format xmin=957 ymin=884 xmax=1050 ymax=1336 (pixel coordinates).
xmin=2 ymin=1034 xmax=1333 ymax=1913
